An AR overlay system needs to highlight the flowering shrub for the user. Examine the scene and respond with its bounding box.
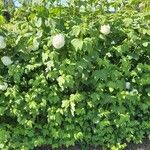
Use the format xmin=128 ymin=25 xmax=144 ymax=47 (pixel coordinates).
xmin=0 ymin=0 xmax=150 ymax=149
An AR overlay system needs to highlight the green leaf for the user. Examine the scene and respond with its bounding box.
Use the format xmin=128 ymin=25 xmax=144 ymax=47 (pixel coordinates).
xmin=35 ymin=17 xmax=42 ymax=28
xmin=70 ymin=101 xmax=75 ymax=116
xmin=42 ymin=52 xmax=49 ymax=62
xmin=115 ymin=43 xmax=129 ymax=53
xmin=83 ymin=37 xmax=93 ymax=53
xmin=70 ymin=93 xmax=84 ymax=102
xmin=74 ymin=132 xmax=83 ymax=140
xmin=32 ymin=38 xmax=40 ymax=50
xmin=123 ymin=18 xmax=133 ymax=27
xmin=0 ymin=107 xmax=5 ymax=116
xmin=71 ymin=38 xmax=83 ymax=51
xmin=0 ymin=144 xmax=4 ymax=149
xmin=57 ymin=76 xmax=65 ymax=89
xmin=62 ymin=100 xmax=70 ymax=108
xmin=0 ymin=15 xmax=4 ymax=25
xmin=29 ymin=101 xmax=37 ymax=109
xmin=71 ymin=25 xmax=81 ymax=37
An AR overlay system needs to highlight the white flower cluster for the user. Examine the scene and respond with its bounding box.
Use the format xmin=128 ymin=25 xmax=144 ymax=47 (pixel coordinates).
xmin=100 ymin=25 xmax=111 ymax=35
xmin=125 ymin=82 xmax=131 ymax=89
xmin=0 ymin=36 xmax=6 ymax=49
xmin=1 ymin=56 xmax=13 ymax=66
xmin=52 ymin=34 xmax=65 ymax=49
xmin=0 ymin=82 xmax=8 ymax=91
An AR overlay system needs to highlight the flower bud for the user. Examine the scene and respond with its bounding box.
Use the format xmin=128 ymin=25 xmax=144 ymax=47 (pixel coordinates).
xmin=100 ymin=25 xmax=110 ymax=35
xmin=1 ymin=56 xmax=13 ymax=66
xmin=52 ymin=34 xmax=65 ymax=49
xmin=0 ymin=36 xmax=6 ymax=49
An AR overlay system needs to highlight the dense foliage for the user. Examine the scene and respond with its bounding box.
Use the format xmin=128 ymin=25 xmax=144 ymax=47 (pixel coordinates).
xmin=0 ymin=0 xmax=150 ymax=149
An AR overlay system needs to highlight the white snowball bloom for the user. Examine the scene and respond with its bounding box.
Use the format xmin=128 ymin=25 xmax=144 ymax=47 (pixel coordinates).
xmin=52 ymin=34 xmax=65 ymax=49
xmin=1 ymin=56 xmax=13 ymax=66
xmin=0 ymin=36 xmax=6 ymax=49
xmin=100 ymin=25 xmax=111 ymax=35
xmin=125 ymin=82 xmax=130 ymax=89
xmin=0 ymin=83 xmax=8 ymax=91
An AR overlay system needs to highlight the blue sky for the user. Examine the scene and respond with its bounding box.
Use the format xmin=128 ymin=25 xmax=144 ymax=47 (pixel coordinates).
xmin=14 ymin=0 xmax=21 ymax=7
xmin=14 ymin=0 xmax=67 ymax=7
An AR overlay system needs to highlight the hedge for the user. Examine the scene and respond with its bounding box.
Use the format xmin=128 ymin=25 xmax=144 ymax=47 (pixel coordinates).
xmin=0 ymin=0 xmax=150 ymax=149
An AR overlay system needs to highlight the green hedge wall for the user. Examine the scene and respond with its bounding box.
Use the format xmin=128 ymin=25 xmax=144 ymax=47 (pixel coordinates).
xmin=0 ymin=0 xmax=150 ymax=149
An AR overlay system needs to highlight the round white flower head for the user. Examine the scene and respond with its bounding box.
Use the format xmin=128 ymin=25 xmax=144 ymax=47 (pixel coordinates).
xmin=0 ymin=36 xmax=6 ymax=49
xmin=1 ymin=56 xmax=13 ymax=66
xmin=0 ymin=82 xmax=8 ymax=91
xmin=52 ymin=34 xmax=65 ymax=49
xmin=125 ymin=82 xmax=130 ymax=89
xmin=100 ymin=24 xmax=110 ymax=35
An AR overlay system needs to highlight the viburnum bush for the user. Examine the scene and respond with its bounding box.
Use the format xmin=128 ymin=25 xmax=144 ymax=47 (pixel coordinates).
xmin=0 ymin=0 xmax=150 ymax=149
